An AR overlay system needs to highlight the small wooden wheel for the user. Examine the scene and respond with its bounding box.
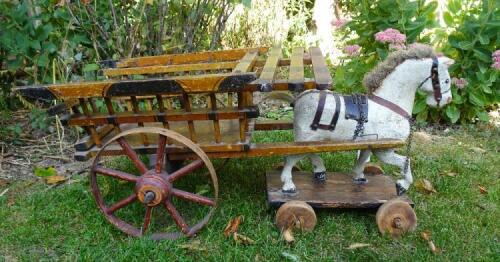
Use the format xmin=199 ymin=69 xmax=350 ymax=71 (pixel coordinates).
xmin=90 ymin=127 xmax=218 ymax=240
xmin=363 ymin=163 xmax=384 ymax=175
xmin=376 ymin=199 xmax=417 ymax=238
xmin=276 ymin=201 xmax=316 ymax=232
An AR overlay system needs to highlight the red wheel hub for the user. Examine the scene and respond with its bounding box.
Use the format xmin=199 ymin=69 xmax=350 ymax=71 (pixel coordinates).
xmin=135 ymin=171 xmax=171 ymax=206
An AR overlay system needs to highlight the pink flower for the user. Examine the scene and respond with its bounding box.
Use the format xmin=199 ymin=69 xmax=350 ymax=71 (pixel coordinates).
xmin=344 ymin=44 xmax=361 ymax=56
xmin=452 ymin=77 xmax=468 ymax=89
xmin=375 ymin=28 xmax=406 ymax=44
xmin=492 ymin=50 xmax=500 ymax=70
xmin=332 ymin=19 xmax=348 ymax=28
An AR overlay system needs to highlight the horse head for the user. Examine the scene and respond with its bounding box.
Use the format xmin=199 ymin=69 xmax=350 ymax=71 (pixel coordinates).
xmin=418 ymin=56 xmax=454 ymax=108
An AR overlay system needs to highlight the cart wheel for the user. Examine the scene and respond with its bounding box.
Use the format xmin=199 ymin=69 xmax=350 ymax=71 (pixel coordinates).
xmin=363 ymin=163 xmax=384 ymax=175
xmin=376 ymin=199 xmax=416 ymax=238
xmin=90 ymin=127 xmax=218 ymax=240
xmin=276 ymin=201 xmax=316 ymax=232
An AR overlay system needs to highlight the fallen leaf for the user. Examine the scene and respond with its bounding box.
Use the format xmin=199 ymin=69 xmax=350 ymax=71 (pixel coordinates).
xmin=478 ymin=186 xmax=488 ymax=194
xmin=420 ymin=230 xmax=432 ymax=241
xmin=233 ymin=233 xmax=255 ymax=245
xmin=0 ymin=178 xmax=9 ymax=186
xmin=282 ymin=228 xmax=295 ymax=244
xmin=428 ymin=240 xmax=441 ymax=254
xmin=440 ymin=172 xmax=458 ymax=177
xmin=178 ymin=240 xmax=207 ymax=252
xmin=224 ymin=215 xmax=243 ymax=237
xmin=34 ymin=167 xmax=57 ymax=177
xmin=44 ymin=175 xmax=67 ymax=185
xmin=415 ymin=179 xmax=437 ymax=194
xmin=470 ymin=147 xmax=486 ymax=154
xmin=346 ymin=243 xmax=371 ymax=250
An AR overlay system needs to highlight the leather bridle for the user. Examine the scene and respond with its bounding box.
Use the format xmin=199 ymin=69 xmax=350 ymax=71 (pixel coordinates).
xmin=417 ymin=56 xmax=449 ymax=107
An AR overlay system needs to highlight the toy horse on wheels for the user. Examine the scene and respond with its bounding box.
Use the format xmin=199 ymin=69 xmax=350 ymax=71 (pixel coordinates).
xmin=279 ymin=45 xmax=454 ymax=195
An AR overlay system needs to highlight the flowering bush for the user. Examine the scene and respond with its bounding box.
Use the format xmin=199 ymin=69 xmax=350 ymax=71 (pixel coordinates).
xmin=492 ymin=50 xmax=500 ymax=70
xmin=344 ymin=44 xmax=361 ymax=56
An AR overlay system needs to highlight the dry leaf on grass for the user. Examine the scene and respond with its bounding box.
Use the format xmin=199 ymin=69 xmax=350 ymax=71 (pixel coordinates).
xmin=478 ymin=186 xmax=488 ymax=194
xmin=44 ymin=175 xmax=67 ymax=185
xmin=233 ymin=232 xmax=255 ymax=245
xmin=0 ymin=178 xmax=9 ymax=187
xmin=470 ymin=147 xmax=486 ymax=154
xmin=346 ymin=243 xmax=371 ymax=250
xmin=282 ymin=228 xmax=295 ymax=244
xmin=420 ymin=230 xmax=432 ymax=241
xmin=428 ymin=240 xmax=441 ymax=254
xmin=415 ymin=179 xmax=437 ymax=194
xmin=440 ymin=172 xmax=458 ymax=177
xmin=224 ymin=215 xmax=243 ymax=237
xmin=281 ymin=251 xmax=299 ymax=262
xmin=178 ymin=240 xmax=207 ymax=252
xmin=0 ymin=188 xmax=9 ymax=197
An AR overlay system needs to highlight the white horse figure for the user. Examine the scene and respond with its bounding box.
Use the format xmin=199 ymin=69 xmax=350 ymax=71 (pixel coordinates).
xmin=281 ymin=45 xmax=454 ymax=195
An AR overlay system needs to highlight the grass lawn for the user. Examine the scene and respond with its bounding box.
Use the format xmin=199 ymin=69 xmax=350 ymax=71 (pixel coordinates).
xmin=0 ymin=125 xmax=498 ymax=261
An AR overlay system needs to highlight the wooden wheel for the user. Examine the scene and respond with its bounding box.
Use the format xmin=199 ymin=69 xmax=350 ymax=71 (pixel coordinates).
xmin=275 ymin=201 xmax=316 ymax=232
xmin=363 ymin=163 xmax=384 ymax=175
xmin=376 ymin=199 xmax=416 ymax=238
xmin=90 ymin=127 xmax=218 ymax=240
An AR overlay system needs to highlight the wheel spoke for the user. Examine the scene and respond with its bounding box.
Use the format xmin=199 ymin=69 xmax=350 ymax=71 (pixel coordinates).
xmin=117 ymin=137 xmax=148 ymax=174
xmin=142 ymin=206 xmax=153 ymax=234
xmin=107 ymin=194 xmax=137 ymax=214
xmin=171 ymin=189 xmax=215 ymax=206
xmin=167 ymin=159 xmax=204 ymax=182
xmin=94 ymin=165 xmax=138 ymax=182
xmin=155 ymin=135 xmax=167 ymax=174
xmin=164 ymin=200 xmax=189 ymax=233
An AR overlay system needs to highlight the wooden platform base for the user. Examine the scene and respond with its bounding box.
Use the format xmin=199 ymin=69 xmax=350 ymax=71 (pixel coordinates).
xmin=266 ymin=171 xmax=412 ymax=209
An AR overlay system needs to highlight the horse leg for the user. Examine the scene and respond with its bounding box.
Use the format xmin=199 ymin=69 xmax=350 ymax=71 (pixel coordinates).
xmin=280 ymin=154 xmax=305 ymax=193
xmin=374 ymin=149 xmax=413 ymax=195
xmin=309 ymin=154 xmax=327 ymax=182
xmin=353 ymin=149 xmax=371 ymax=184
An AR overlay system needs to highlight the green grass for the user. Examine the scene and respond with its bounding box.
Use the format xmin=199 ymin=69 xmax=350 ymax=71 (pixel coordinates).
xmin=1 ymin=126 xmax=499 ymax=261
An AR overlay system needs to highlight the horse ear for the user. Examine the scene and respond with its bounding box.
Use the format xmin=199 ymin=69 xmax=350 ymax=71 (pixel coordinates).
xmin=438 ymin=56 xmax=455 ymax=68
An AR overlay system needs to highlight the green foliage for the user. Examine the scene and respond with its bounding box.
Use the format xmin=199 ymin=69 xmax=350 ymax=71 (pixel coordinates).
xmin=436 ymin=0 xmax=499 ymax=123
xmin=334 ymin=0 xmax=438 ymax=94
xmin=29 ymin=108 xmax=53 ymax=133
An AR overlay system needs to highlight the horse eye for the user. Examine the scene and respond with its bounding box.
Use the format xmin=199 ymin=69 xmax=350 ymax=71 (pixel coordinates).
xmin=445 ymin=79 xmax=450 ymax=84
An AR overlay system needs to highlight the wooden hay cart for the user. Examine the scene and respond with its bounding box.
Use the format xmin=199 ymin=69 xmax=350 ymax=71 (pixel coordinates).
xmin=15 ymin=47 xmax=416 ymax=240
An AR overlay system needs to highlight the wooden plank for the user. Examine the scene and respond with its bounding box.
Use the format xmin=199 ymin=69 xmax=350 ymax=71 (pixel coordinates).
xmin=309 ymin=47 xmax=332 ymax=90
xmin=288 ymin=47 xmax=305 ymax=91
xmin=254 ymin=119 xmax=293 ymax=130
xmin=104 ymin=61 xmax=238 ymax=77
xmin=232 ymin=51 xmax=258 ymax=73
xmin=66 ymin=106 xmax=259 ymax=126
xmin=74 ymin=124 xmax=116 ymax=151
xmin=116 ymin=47 xmax=269 ymax=68
xmin=168 ymin=139 xmax=406 ymax=160
xmin=14 ymin=73 xmax=257 ymax=99
xmin=266 ymin=171 xmax=413 ymax=208
xmin=246 ymin=78 xmax=316 ymax=91
xmin=253 ymin=47 xmax=282 ymax=91
xmin=254 ymin=57 xmax=312 ymax=67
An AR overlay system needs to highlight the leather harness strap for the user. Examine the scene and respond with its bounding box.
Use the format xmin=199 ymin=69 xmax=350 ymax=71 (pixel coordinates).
xmin=310 ymin=91 xmax=342 ymax=131
xmin=310 ymin=91 xmax=327 ymax=130
xmin=368 ymin=94 xmax=411 ymax=119
xmin=328 ymin=94 xmax=341 ymax=131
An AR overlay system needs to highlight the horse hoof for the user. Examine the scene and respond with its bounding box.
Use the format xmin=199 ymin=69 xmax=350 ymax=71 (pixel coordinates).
xmin=396 ymin=183 xmax=407 ymax=196
xmin=314 ymin=171 xmax=326 ymax=183
xmin=353 ymin=177 xmax=368 ymax=184
xmin=282 ymin=188 xmax=297 ymax=194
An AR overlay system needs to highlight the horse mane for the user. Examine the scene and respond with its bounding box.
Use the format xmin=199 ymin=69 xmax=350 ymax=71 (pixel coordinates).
xmin=363 ymin=44 xmax=436 ymax=93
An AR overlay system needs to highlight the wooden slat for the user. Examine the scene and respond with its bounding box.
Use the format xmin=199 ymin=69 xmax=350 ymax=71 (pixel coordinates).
xmin=253 ymin=47 xmax=282 ymax=91
xmin=14 ymin=72 xmax=257 ymax=100
xmin=209 ymin=94 xmax=221 ymax=143
xmin=232 ymin=51 xmax=258 ymax=73
xmin=168 ymin=139 xmax=405 ymax=160
xmin=104 ymin=61 xmax=238 ymax=77
xmin=182 ymin=93 xmax=197 ymax=143
xmin=254 ymin=119 xmax=293 ymax=130
xmin=266 ymin=171 xmax=413 ymax=208
xmin=116 ymin=47 xmax=269 ymax=68
xmin=253 ymin=57 xmax=312 ymax=67
xmin=288 ymin=47 xmax=305 ymax=90
xmin=309 ymin=47 xmax=332 ymax=90
xmin=74 ymin=124 xmax=116 ymax=151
